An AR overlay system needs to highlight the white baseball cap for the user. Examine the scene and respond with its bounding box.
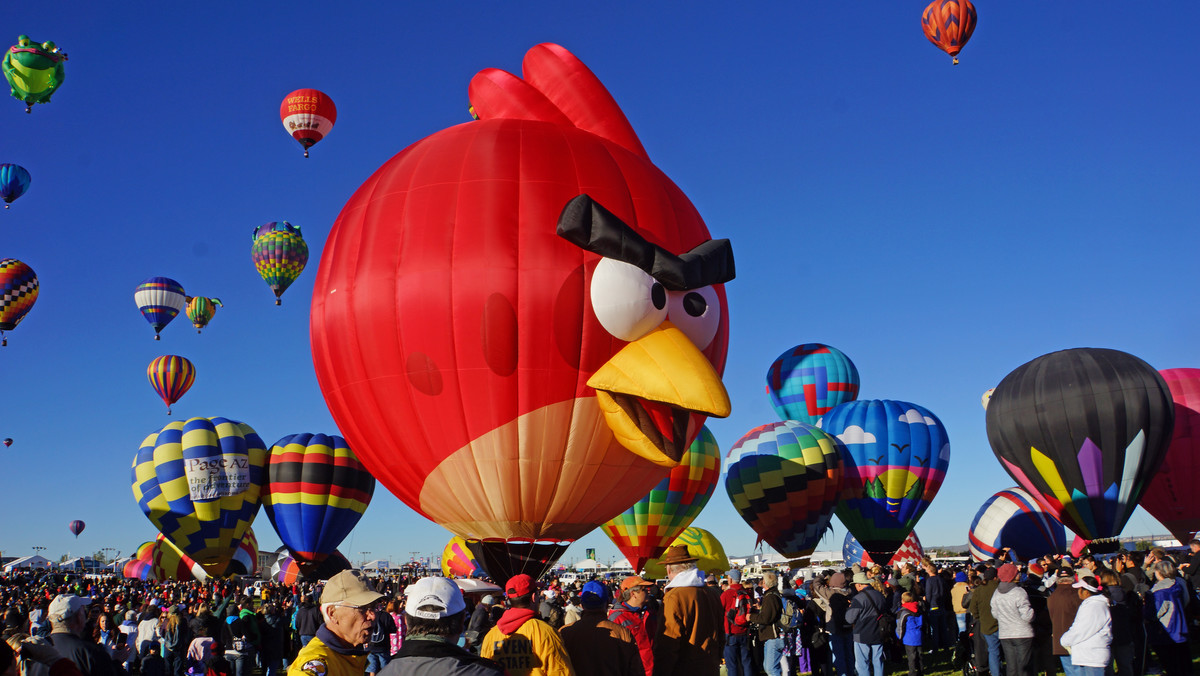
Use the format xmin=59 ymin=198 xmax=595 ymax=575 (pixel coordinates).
xmin=404 ymin=577 xmax=465 ymax=620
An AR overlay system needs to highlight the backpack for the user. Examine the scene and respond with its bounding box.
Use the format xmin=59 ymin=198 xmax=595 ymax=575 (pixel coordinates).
xmin=877 ymin=609 xmax=896 ymax=644
xmin=726 ymin=588 xmax=753 ymax=627
xmin=778 ymin=596 xmax=802 ymax=632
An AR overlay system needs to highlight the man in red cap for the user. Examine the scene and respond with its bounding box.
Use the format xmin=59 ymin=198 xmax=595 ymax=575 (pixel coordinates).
xmin=480 ymin=574 xmax=573 ymax=676
xmin=652 ymin=545 xmax=724 ymax=676
xmin=718 ymin=569 xmax=753 ymax=676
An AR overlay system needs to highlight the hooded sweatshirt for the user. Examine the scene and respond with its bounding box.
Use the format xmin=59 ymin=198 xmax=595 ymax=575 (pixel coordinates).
xmin=1059 ymin=594 xmax=1112 ymax=668
xmin=990 ymin=582 xmax=1034 ymax=639
xmin=480 ymin=606 xmax=573 ymax=676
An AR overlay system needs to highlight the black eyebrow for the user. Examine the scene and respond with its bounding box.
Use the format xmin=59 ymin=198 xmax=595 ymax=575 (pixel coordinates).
xmin=556 ymin=194 xmax=735 ymax=291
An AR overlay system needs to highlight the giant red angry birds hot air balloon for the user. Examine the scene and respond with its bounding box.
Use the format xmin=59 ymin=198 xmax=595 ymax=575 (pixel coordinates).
xmin=310 ymin=43 xmax=734 ymax=582
xmin=1140 ymin=369 xmax=1200 ymax=544
xmin=922 ymin=0 xmax=978 ymax=65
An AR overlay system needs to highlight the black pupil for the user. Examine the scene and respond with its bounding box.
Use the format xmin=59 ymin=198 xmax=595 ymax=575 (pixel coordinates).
xmin=651 ymin=283 xmax=666 ymax=310
xmin=683 ymin=292 xmax=706 ymax=317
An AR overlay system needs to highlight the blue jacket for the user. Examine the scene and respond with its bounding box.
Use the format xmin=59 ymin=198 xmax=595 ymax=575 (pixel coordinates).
xmin=897 ymin=605 xmax=923 ymax=647
xmin=1146 ymin=577 xmax=1189 ymax=645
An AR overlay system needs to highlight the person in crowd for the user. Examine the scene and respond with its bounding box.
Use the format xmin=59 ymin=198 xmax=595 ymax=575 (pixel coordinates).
xmin=1096 ymin=568 xmax=1135 ymax=676
xmin=607 ymin=577 xmax=657 ymax=676
xmin=967 ymin=567 xmax=1001 ymax=676
xmin=160 ymin=608 xmax=190 ymax=676
xmin=5 ymin=634 xmax=87 ymax=676
xmin=813 ymin=572 xmax=853 ymax=676
xmin=748 ymin=571 xmax=784 ymax=676
xmin=1048 ymin=566 xmax=1083 ymax=676
xmin=137 ymin=605 xmax=162 ymax=660
xmin=288 ymin=570 xmax=384 ymax=676
xmin=465 ymin=596 xmax=498 ymax=653
xmin=294 ymin=597 xmax=322 ymax=650
xmin=45 ymin=596 xmax=118 ymax=676
xmin=951 ymin=571 xmax=971 ymax=635
xmin=480 ymin=574 xmax=573 ymax=676
xmin=91 ymin=616 xmax=118 ymax=660
xmin=719 ymin=570 xmax=752 ymax=676
xmin=259 ymin=603 xmax=287 ymax=676
xmin=185 ymin=625 xmax=214 ymax=676
xmin=651 ymin=546 xmax=724 ymax=676
xmin=1058 ymin=574 xmax=1111 ymax=676
xmin=538 ymin=591 xmax=565 ymax=632
xmin=560 ymin=581 xmax=642 ymax=676
xmin=844 ymin=572 xmax=887 ymax=676
xmin=141 ymin=641 xmax=167 ymax=676
xmin=896 ymin=591 xmax=923 ymax=676
xmin=379 ymin=576 xmax=503 ymax=676
xmin=921 ymin=558 xmax=951 ymax=659
xmin=364 ymin=600 xmax=396 ymax=676
xmin=386 ymin=599 xmax=406 ymax=658
xmin=991 ymin=562 xmax=1033 ymax=676
xmin=1146 ymin=559 xmax=1191 ymax=676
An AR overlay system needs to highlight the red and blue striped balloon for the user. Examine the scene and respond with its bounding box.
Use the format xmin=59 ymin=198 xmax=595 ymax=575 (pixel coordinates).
xmin=147 ymin=355 xmax=196 ymax=415
xmin=968 ymin=487 xmax=1066 ymax=562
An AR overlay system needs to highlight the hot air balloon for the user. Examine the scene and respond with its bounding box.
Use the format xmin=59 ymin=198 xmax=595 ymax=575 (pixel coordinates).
xmin=766 ymin=344 xmax=860 ymax=425
xmin=442 ymin=536 xmax=483 ymax=578
xmin=123 ymin=557 xmax=153 ymax=581
xmin=309 ymin=44 xmax=734 ymax=582
xmin=68 ymin=520 xmax=85 ymax=538
xmin=2 ymin=36 xmax=66 ymax=112
xmin=151 ymin=533 xmax=206 ymax=581
xmin=642 ymin=527 xmax=730 ymax=579
xmin=2 ymin=438 xmax=10 ymax=447
xmin=968 ymin=487 xmax=1067 ymax=562
xmin=262 ymin=433 xmax=375 ymax=574
xmin=921 ymin=0 xmax=977 ymax=65
xmin=280 ymin=89 xmax=337 ymax=158
xmin=820 ymin=399 xmax=950 ymax=564
xmin=251 ymin=222 xmax=308 ymax=306
xmin=147 ymin=355 xmax=196 ymax=415
xmin=134 ymin=277 xmax=186 ymax=339
xmin=0 ymin=163 xmax=30 ymax=208
xmin=842 ymin=530 xmax=925 ymax=567
xmin=131 ymin=417 xmax=267 ymax=577
xmin=601 ymin=426 xmax=721 ymax=573
xmin=1140 ymin=369 xmax=1200 ymax=544
xmin=986 ymin=348 xmax=1174 ymax=541
xmin=726 ymin=421 xmax=843 ymax=565
xmin=981 ymin=388 xmax=994 ymax=410
xmin=228 ymin=528 xmax=258 ymax=576
xmin=0 ymin=258 xmax=37 ymax=346
xmin=272 ymin=547 xmax=351 ymax=584
xmin=185 ymin=296 xmax=223 ymax=333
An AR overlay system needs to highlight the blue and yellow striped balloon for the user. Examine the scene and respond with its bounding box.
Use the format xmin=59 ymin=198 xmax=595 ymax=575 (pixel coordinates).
xmin=131 ymin=417 xmax=267 ymax=577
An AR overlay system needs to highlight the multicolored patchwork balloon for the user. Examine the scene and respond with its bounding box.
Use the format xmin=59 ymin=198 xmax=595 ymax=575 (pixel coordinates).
xmin=843 ymin=530 xmax=924 ymax=567
xmin=0 ymin=258 xmax=38 ymax=346
xmin=820 ymin=399 xmax=950 ymax=563
xmin=968 ymin=487 xmax=1066 ymax=562
xmin=725 ymin=421 xmax=843 ymax=563
xmin=922 ymin=0 xmax=978 ymax=65
xmin=280 ymin=89 xmax=337 ymax=158
xmin=0 ymin=163 xmax=30 ymax=208
xmin=147 ymin=355 xmax=195 ymax=415
xmin=131 ymin=417 xmax=267 ymax=577
xmin=601 ymin=426 xmax=721 ymax=572
xmin=134 ymin=277 xmax=186 ymax=340
xmin=1141 ymin=369 xmax=1200 ymax=544
xmin=642 ymin=527 xmax=730 ymax=579
xmin=442 ymin=536 xmax=483 ymax=577
xmin=986 ymin=348 xmax=1174 ymax=541
xmin=766 ymin=344 xmax=859 ymax=425
xmin=262 ymin=433 xmax=375 ymax=573
xmin=185 ymin=296 xmax=223 ymax=333
xmin=252 ymin=222 xmax=308 ymax=305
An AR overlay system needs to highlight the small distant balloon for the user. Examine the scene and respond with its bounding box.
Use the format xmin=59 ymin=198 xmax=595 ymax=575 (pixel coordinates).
xmin=280 ymin=89 xmax=336 ymax=158
xmin=134 ymin=277 xmax=186 ymax=340
xmin=68 ymin=519 xmax=85 ymax=537
xmin=922 ymin=0 xmax=978 ymax=65
xmin=2 ymin=438 xmax=11 ymax=447
xmin=251 ymin=222 xmax=308 ymax=305
xmin=147 ymin=355 xmax=196 ymax=415
xmin=0 ymin=163 xmax=30 ymax=208
xmin=185 ymin=296 xmax=222 ymax=333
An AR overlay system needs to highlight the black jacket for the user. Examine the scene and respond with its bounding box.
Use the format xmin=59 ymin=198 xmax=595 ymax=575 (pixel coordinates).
xmin=295 ymin=605 xmax=322 ymax=637
xmin=845 ymin=588 xmax=888 ymax=645
xmin=749 ymin=590 xmax=783 ymax=641
xmin=380 ymin=638 xmax=505 ymax=676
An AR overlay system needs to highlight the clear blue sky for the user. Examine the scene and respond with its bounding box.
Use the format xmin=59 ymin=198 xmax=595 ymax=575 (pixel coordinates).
xmin=3 ymin=3 xmax=1197 ymax=567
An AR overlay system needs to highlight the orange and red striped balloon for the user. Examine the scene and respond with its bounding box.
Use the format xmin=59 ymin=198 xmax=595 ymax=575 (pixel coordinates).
xmin=922 ymin=0 xmax=977 ymax=64
xmin=147 ymin=355 xmax=195 ymax=415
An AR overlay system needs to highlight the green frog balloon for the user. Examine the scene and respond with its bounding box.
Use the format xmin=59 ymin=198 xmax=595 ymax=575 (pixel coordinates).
xmin=3 ymin=36 xmax=66 ymax=113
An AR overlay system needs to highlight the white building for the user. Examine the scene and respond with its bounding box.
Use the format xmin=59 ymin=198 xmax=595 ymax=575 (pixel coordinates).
xmin=3 ymin=555 xmax=54 ymax=572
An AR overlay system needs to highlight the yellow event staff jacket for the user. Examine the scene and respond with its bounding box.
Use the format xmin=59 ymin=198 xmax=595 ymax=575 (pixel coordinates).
xmin=288 ymin=626 xmax=369 ymax=676
xmin=481 ymin=608 xmax=574 ymax=676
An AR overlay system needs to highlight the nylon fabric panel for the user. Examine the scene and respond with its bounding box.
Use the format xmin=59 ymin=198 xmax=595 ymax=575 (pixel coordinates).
xmin=967 ymin=487 xmax=1066 ymax=562
xmin=1141 ymin=369 xmax=1200 ymax=541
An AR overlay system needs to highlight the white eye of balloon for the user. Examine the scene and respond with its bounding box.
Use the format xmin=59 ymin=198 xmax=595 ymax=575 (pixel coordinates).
xmin=667 ymin=285 xmax=720 ymax=350
xmin=589 ymin=258 xmax=669 ymax=342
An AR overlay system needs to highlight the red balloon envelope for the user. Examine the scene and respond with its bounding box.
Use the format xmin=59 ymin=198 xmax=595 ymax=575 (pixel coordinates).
xmin=280 ymin=89 xmax=336 ymax=158
xmin=310 ymin=43 xmax=734 ymax=582
xmin=922 ymin=0 xmax=978 ymax=64
xmin=1141 ymin=369 xmax=1200 ymax=544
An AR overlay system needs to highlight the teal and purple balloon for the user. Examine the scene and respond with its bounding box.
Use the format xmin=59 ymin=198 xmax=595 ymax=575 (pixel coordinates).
xmin=0 ymin=163 xmax=30 ymax=208
xmin=819 ymin=399 xmax=949 ymax=563
xmin=766 ymin=344 xmax=859 ymax=425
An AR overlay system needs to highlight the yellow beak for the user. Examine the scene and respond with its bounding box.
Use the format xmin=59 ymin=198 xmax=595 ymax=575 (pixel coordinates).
xmin=588 ymin=321 xmax=731 ymax=468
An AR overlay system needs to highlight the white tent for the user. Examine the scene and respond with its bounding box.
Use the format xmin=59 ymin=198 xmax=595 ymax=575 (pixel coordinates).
xmin=573 ymin=559 xmax=607 ymax=571
xmin=3 ymin=555 xmax=53 ymax=572
xmin=363 ymin=559 xmax=391 ymax=570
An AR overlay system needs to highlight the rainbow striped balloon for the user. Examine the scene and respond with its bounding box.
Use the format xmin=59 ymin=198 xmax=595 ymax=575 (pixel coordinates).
xmin=442 ymin=535 xmax=483 ymax=577
xmin=147 ymin=355 xmax=196 ymax=415
xmin=601 ymin=427 xmax=721 ymax=573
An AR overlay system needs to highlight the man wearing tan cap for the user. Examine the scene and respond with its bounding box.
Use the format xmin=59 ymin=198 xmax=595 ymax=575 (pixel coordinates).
xmin=288 ymin=570 xmax=385 ymax=676
xmin=652 ymin=545 xmax=724 ymax=676
xmin=607 ymin=576 xmax=658 ymax=676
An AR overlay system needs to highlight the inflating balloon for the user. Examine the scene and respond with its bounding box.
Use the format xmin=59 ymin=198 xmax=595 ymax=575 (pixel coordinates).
xmin=228 ymin=528 xmax=258 ymax=576
xmin=725 ymin=421 xmax=843 ymax=564
xmin=442 ymin=536 xmax=483 ymax=577
xmin=272 ymin=547 xmax=351 ymax=584
xmin=251 ymin=222 xmax=308 ymax=306
xmin=0 ymin=163 xmax=30 ymax=208
xmin=68 ymin=520 xmax=84 ymax=538
xmin=981 ymin=388 xmax=994 ymax=410
xmin=0 ymin=258 xmax=37 ymax=346
xmin=147 ymin=355 xmax=195 ymax=415
xmin=766 ymin=344 xmax=859 ymax=425
xmin=2 ymin=36 xmax=66 ymax=112
xmin=123 ymin=553 xmax=154 ymax=581
xmin=968 ymin=487 xmax=1066 ymax=562
xmin=1135 ymin=369 xmax=1200 ymax=544
xmin=601 ymin=426 xmax=721 ymax=573
xmin=131 ymin=417 xmax=267 ymax=576
xmin=642 ymin=527 xmax=729 ymax=579
xmin=134 ymin=277 xmax=186 ymax=340
xmin=185 ymin=296 xmax=223 ymax=334
xmin=843 ymin=530 xmax=924 ymax=567
xmin=922 ymin=0 xmax=977 ymax=65
xmin=986 ymin=348 xmax=1174 ymax=541
xmin=151 ymin=533 xmax=205 ymax=581
xmin=310 ymin=43 xmax=735 ymax=582
xmin=280 ymin=89 xmax=336 ymax=158
xmin=262 ymin=433 xmax=375 ymax=573
xmin=820 ymin=399 xmax=950 ymax=563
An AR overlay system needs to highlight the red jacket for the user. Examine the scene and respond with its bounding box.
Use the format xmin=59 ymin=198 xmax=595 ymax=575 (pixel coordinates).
xmin=608 ymin=602 xmax=656 ymax=676
xmin=720 ymin=584 xmax=749 ymax=636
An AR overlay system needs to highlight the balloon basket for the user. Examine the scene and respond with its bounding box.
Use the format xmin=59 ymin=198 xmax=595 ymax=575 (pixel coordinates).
xmin=303 ymin=149 xmax=309 ymax=158
xmin=154 ymin=334 xmax=161 ymax=340
xmin=952 ymin=57 xmax=960 ymax=65
xmin=275 ymin=298 xmax=281 ymax=306
xmin=24 ymin=106 xmax=31 ymax=114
